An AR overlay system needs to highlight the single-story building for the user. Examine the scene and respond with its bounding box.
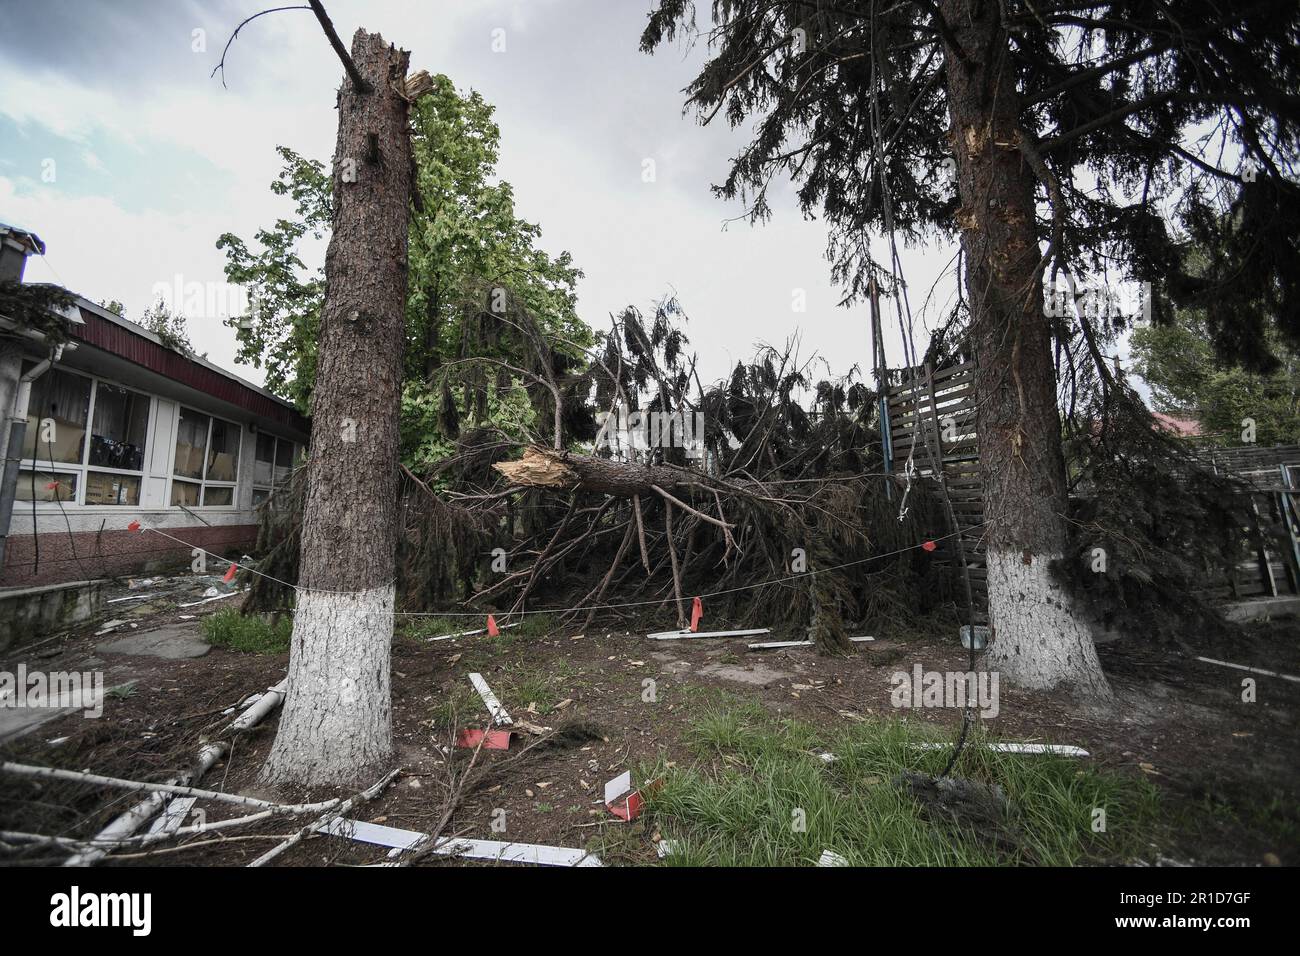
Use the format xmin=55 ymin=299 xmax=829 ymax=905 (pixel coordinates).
xmin=0 ymin=222 xmax=310 ymax=588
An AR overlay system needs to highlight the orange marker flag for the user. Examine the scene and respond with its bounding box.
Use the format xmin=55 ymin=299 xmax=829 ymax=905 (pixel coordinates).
xmin=689 ymin=596 xmax=703 ymax=633
xmin=222 ymin=561 xmax=238 ymax=583
xmin=487 ymin=614 xmax=500 ymax=637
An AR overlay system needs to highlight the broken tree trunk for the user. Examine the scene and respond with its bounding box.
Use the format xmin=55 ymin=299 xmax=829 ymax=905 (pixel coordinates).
xmin=940 ymin=0 xmax=1111 ymax=701
xmin=493 ymin=445 xmax=696 ymax=497
xmin=260 ymin=28 xmax=414 ymax=788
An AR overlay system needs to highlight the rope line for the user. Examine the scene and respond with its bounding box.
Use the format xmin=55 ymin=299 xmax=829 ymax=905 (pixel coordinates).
xmin=127 ymin=517 xmax=992 ymax=619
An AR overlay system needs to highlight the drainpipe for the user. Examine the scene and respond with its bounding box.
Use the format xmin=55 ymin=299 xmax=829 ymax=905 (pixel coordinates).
xmin=0 ymin=343 xmax=68 ymax=572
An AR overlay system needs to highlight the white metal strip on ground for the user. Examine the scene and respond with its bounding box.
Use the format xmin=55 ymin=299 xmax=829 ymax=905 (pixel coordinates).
xmin=324 ymin=818 xmax=602 ymax=867
xmin=427 ymin=837 xmax=602 ymax=867
xmin=318 ymin=817 xmax=427 ymax=850
xmin=749 ymin=636 xmax=872 ymax=650
xmin=648 ymin=628 xmax=771 ymax=640
xmin=916 ymin=742 xmax=1090 ymax=757
xmin=428 ymin=622 xmax=521 ymax=642
xmin=468 ymin=673 xmax=513 ymax=726
xmin=177 ymin=590 xmax=243 ymax=608
xmin=1195 ymin=656 xmax=1300 ymax=684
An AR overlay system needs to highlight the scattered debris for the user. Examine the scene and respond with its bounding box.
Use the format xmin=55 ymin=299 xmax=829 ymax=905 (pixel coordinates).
xmin=604 ymin=770 xmax=653 ymax=821
xmin=177 ymin=589 xmax=244 ymax=609
xmin=427 ymin=622 xmax=520 ymax=642
xmin=648 ymin=628 xmax=771 ymax=641
xmin=468 ymin=673 xmax=513 ymax=726
xmin=817 ymin=849 xmax=850 ymax=867
xmin=455 ymin=728 xmax=511 ymax=750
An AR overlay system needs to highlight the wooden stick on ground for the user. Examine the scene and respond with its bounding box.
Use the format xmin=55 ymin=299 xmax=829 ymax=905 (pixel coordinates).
xmin=248 ymin=768 xmax=401 ymax=867
xmin=1 ymin=762 xmax=342 ymax=815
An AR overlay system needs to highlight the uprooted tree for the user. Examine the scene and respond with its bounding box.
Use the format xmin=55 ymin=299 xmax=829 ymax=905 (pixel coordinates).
xmin=639 ymin=0 xmax=1300 ymax=701
xmin=248 ymin=306 xmax=951 ymax=656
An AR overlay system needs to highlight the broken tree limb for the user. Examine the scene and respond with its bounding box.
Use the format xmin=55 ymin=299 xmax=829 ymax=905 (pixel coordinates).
xmin=632 ymin=494 xmax=651 ymax=571
xmin=62 ymin=743 xmax=227 ymax=868
xmin=664 ymin=503 xmax=686 ymax=627
xmin=0 ymin=761 xmax=342 ymax=815
xmin=651 ymin=483 xmax=736 ymax=532
xmin=248 ymin=768 xmax=401 ymax=867
xmin=493 ymin=446 xmax=696 ymax=498
xmin=226 ymin=679 xmax=288 ymax=733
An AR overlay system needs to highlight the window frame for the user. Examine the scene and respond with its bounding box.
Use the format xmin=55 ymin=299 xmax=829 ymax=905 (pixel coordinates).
xmin=252 ymin=432 xmax=298 ymax=507
xmin=18 ymin=366 xmax=154 ymax=509
xmin=169 ymin=406 xmax=242 ymax=510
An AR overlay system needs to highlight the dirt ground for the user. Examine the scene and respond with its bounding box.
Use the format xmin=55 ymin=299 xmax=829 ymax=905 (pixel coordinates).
xmin=2 ymin=578 xmax=1297 ymax=867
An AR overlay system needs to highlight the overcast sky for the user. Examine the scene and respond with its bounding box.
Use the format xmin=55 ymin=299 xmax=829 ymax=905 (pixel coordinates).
xmin=1 ymin=0 xmax=1048 ymax=396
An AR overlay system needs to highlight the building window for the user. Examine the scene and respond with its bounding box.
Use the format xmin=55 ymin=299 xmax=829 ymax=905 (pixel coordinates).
xmin=15 ymin=469 xmax=79 ymax=504
xmin=171 ymin=407 xmax=240 ymax=507
xmin=19 ymin=368 xmax=149 ymax=507
xmin=252 ymin=432 xmax=297 ymax=506
xmin=22 ymin=367 xmax=91 ymax=464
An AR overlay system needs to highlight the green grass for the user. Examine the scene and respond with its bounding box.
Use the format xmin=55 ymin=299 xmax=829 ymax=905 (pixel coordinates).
xmin=640 ymin=700 xmax=1159 ymax=866
xmin=201 ymin=608 xmax=292 ymax=654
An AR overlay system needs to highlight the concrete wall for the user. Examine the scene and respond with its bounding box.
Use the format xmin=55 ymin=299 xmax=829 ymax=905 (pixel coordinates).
xmin=0 ymin=522 xmax=258 ymax=587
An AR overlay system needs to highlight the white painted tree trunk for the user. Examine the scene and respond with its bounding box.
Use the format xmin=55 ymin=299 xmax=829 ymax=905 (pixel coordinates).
xmin=983 ymin=550 xmax=1113 ymax=702
xmin=257 ymin=30 xmax=411 ymax=788
xmin=261 ymin=586 xmax=395 ymax=786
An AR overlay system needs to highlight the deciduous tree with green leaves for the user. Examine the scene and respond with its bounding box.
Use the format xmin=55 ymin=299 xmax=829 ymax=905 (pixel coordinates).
xmin=217 ymin=74 xmax=589 ymax=466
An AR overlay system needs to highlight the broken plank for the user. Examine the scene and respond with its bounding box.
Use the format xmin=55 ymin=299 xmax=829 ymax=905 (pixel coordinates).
xmin=468 ymin=672 xmax=512 ymax=726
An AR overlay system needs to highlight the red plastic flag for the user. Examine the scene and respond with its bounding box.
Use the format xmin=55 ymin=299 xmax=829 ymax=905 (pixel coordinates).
xmin=921 ymin=540 xmax=937 ymax=552
xmin=456 ymin=728 xmax=511 ymax=750
xmin=127 ymin=520 xmax=142 ymax=532
xmin=222 ymin=562 xmax=238 ymax=583
xmin=487 ymin=614 xmax=500 ymax=637
xmin=689 ymin=596 xmax=703 ymax=633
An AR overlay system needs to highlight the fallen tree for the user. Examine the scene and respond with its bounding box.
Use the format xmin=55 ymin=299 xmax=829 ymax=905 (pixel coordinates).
xmin=249 ymin=316 xmax=954 ymax=653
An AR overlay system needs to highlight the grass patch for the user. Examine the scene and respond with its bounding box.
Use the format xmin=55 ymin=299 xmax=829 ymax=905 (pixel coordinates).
xmin=201 ymin=608 xmax=292 ymax=654
xmin=643 ymin=701 xmax=1158 ymax=866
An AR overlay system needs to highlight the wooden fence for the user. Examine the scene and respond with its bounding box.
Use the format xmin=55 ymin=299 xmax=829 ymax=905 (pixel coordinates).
xmin=883 ymin=362 xmax=1300 ymax=612
xmin=883 ymin=361 xmax=988 ymax=620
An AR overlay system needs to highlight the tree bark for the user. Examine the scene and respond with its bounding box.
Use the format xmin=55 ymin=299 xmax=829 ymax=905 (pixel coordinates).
xmin=260 ymin=29 xmax=413 ymax=787
xmin=940 ymin=0 xmax=1111 ymax=701
xmin=493 ymin=446 xmax=698 ymax=498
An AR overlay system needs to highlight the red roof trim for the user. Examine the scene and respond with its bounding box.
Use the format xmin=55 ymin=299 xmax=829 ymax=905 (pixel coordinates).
xmin=70 ymin=309 xmax=309 ymax=434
